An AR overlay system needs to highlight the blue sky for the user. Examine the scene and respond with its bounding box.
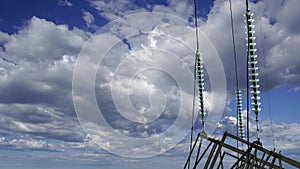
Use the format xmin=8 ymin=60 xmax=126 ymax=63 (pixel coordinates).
xmin=0 ymin=0 xmax=300 ymax=168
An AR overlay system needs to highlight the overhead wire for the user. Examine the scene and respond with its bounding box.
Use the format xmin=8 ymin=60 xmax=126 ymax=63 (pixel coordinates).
xmin=188 ymin=47 xmax=197 ymax=169
xmin=188 ymin=0 xmax=200 ymax=168
xmin=256 ymin=1 xmax=275 ymax=148
xmin=188 ymin=0 xmax=207 ymax=168
xmin=229 ymin=0 xmax=245 ymax=143
xmin=245 ymin=0 xmax=251 ymax=164
xmin=194 ymin=0 xmax=199 ymax=51
xmin=192 ymin=0 xmax=206 ymax=134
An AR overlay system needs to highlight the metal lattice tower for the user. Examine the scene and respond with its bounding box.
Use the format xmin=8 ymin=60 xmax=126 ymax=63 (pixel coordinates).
xmin=183 ymin=132 xmax=300 ymax=169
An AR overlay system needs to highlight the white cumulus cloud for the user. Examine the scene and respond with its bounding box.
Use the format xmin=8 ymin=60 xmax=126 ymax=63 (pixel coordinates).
xmin=58 ymin=0 xmax=73 ymax=7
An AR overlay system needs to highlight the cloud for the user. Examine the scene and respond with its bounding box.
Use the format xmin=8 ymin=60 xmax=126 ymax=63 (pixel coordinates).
xmin=0 ymin=16 xmax=88 ymax=109
xmin=260 ymin=121 xmax=300 ymax=153
xmin=0 ymin=13 xmax=199 ymax=156
xmin=0 ymin=104 xmax=85 ymax=142
xmin=0 ymin=0 xmax=299 ymax=163
xmin=72 ymin=19 xmax=198 ymax=156
xmin=58 ymin=0 xmax=73 ymax=7
xmin=89 ymin=0 xmax=194 ymax=21
xmin=89 ymin=0 xmax=149 ymax=21
xmin=5 ymin=138 xmax=58 ymax=151
xmin=1 ymin=16 xmax=87 ymax=63
xmin=82 ymin=10 xmax=98 ymax=29
xmin=289 ymin=86 xmax=300 ymax=93
xmin=0 ymin=17 xmax=90 ymax=146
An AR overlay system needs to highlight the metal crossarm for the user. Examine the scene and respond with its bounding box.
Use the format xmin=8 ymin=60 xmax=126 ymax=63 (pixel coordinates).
xmin=183 ymin=132 xmax=300 ymax=169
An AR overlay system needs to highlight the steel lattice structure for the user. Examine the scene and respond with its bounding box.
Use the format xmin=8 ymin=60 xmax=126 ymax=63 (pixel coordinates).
xmin=184 ymin=132 xmax=300 ymax=169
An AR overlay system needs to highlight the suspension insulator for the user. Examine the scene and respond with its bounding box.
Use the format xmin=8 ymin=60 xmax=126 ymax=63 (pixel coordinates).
xmin=196 ymin=51 xmax=206 ymax=120
xmin=236 ymin=89 xmax=245 ymax=139
xmin=246 ymin=11 xmax=261 ymax=142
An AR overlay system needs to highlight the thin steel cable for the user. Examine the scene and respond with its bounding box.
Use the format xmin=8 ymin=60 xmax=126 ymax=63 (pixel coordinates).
xmin=257 ymin=2 xmax=275 ymax=148
xmin=229 ymin=0 xmax=239 ymax=92
xmin=188 ymin=52 xmax=197 ymax=169
xmin=229 ymin=0 xmax=240 ymax=153
xmin=188 ymin=0 xmax=200 ymax=168
xmin=246 ymin=35 xmax=250 ymax=166
xmin=245 ymin=9 xmax=250 ymax=166
xmin=194 ymin=0 xmax=199 ymax=51
xmin=246 ymin=0 xmax=249 ymax=10
xmin=246 ymin=0 xmax=251 ymax=159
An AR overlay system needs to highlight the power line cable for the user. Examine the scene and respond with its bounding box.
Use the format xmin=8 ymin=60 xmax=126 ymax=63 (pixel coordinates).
xmin=257 ymin=1 xmax=275 ymax=148
xmin=229 ymin=0 xmax=245 ymax=152
xmin=188 ymin=0 xmax=200 ymax=168
xmin=245 ymin=0 xmax=251 ymax=163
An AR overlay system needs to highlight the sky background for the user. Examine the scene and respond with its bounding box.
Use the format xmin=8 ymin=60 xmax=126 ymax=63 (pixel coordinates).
xmin=1 ymin=0 xmax=300 ymax=168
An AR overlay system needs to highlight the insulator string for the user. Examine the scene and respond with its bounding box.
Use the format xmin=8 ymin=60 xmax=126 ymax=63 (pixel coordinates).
xmin=192 ymin=0 xmax=206 ymax=132
xmin=246 ymin=9 xmax=261 ymax=144
xmin=196 ymin=51 xmax=206 ymax=131
xmin=237 ymin=90 xmax=245 ymax=140
xmin=188 ymin=0 xmax=201 ymax=168
xmin=229 ymin=0 xmax=245 ymax=150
